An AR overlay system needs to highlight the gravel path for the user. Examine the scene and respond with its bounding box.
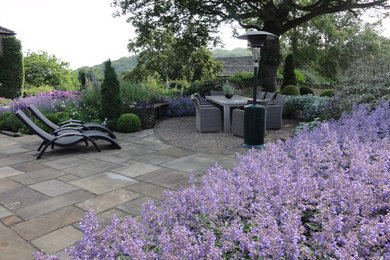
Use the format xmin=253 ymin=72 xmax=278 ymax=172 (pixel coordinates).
xmin=154 ymin=116 xmax=299 ymax=155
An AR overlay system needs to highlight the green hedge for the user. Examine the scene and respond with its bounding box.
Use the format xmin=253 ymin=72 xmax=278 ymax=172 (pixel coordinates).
xmin=0 ymin=36 xmax=24 ymax=98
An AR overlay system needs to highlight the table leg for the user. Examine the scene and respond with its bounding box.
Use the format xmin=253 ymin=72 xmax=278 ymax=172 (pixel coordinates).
xmin=223 ymin=106 xmax=230 ymax=133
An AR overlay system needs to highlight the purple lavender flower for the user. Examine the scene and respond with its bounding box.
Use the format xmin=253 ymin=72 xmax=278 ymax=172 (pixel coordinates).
xmin=36 ymin=102 xmax=390 ymax=259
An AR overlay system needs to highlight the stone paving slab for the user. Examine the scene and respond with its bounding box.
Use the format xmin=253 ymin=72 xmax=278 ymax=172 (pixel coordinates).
xmin=0 ymin=206 xmax=12 ymax=219
xmin=0 ymin=178 xmax=22 ymax=193
xmin=0 ymin=222 xmax=36 ymax=260
xmin=1 ymin=215 xmax=23 ymax=226
xmin=11 ymin=161 xmax=48 ymax=173
xmin=0 ymin=187 xmax=49 ymax=211
xmin=75 ymin=188 xmax=141 ymax=213
xmin=31 ymin=225 xmax=84 ymax=255
xmin=69 ymin=172 xmax=138 ymax=195
xmin=0 ymin=154 xmax=34 ymax=167
xmin=11 ymin=206 xmax=85 ymax=241
xmin=10 ymin=167 xmax=67 ymax=185
xmin=117 ymin=195 xmax=161 ymax=216
xmin=62 ymin=160 xmax=122 ymax=177
xmin=14 ymin=190 xmax=93 ymax=220
xmin=0 ymin=166 xmax=24 ymax=179
xmin=112 ymin=161 xmax=162 ymax=178
xmin=126 ymin=182 xmax=171 ymax=200
xmin=41 ymin=157 xmax=91 ymax=170
xmin=161 ymin=155 xmax=216 ymax=172
xmin=28 ymin=179 xmax=79 ymax=197
xmin=145 ymin=170 xmax=191 ymax=190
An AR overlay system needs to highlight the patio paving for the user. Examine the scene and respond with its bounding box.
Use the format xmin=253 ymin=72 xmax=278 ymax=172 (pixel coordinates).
xmin=0 ymin=129 xmax=236 ymax=259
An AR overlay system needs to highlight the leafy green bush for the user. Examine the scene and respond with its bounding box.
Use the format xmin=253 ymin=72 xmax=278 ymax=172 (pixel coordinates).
xmin=281 ymin=54 xmax=297 ymax=89
xmin=330 ymin=56 xmax=390 ymax=118
xmin=0 ymin=36 xmax=24 ymax=99
xmin=0 ymin=111 xmax=28 ymax=133
xmin=120 ymin=81 xmax=152 ymax=107
xmin=168 ymin=80 xmax=189 ymax=93
xmin=116 ymin=113 xmax=141 ymax=133
xmin=227 ymin=72 xmax=253 ymax=93
xmin=299 ymin=86 xmax=314 ymax=95
xmin=298 ymin=69 xmax=335 ymax=89
xmin=101 ymin=60 xmax=121 ymax=121
xmin=228 ymin=72 xmax=254 ymax=82
xmin=44 ymin=113 xmax=61 ymax=125
xmin=23 ymin=85 xmax=53 ymax=97
xmin=78 ymin=86 xmax=102 ymax=122
xmin=295 ymin=70 xmax=306 ymax=84
xmin=283 ymin=95 xmax=330 ymax=121
xmin=281 ymin=85 xmax=300 ymax=96
xmin=320 ymin=89 xmax=335 ymax=97
xmin=184 ymin=78 xmax=225 ymax=96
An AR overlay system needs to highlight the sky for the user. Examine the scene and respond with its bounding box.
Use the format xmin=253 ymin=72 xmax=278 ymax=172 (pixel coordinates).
xmin=1 ymin=0 xmax=389 ymax=70
xmin=0 ymin=0 xmax=245 ymax=69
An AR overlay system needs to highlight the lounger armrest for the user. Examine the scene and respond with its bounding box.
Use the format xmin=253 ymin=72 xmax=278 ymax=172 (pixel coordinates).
xmin=52 ymin=127 xmax=83 ymax=134
xmin=59 ymin=122 xmax=85 ymax=128
xmin=52 ymin=132 xmax=87 ymax=142
xmin=59 ymin=119 xmax=84 ymax=126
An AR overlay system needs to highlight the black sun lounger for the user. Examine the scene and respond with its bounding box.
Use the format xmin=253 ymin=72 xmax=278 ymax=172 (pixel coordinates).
xmin=27 ymin=104 xmax=116 ymax=138
xmin=15 ymin=110 xmax=121 ymax=159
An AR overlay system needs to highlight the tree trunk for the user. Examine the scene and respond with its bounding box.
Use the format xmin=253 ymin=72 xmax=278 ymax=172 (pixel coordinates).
xmin=259 ymin=38 xmax=281 ymax=92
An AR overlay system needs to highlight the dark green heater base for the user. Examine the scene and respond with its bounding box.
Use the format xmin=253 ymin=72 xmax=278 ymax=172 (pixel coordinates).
xmin=242 ymin=104 xmax=266 ymax=149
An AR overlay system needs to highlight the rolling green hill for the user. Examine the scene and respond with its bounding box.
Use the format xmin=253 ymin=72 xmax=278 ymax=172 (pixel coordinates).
xmin=77 ymin=48 xmax=251 ymax=79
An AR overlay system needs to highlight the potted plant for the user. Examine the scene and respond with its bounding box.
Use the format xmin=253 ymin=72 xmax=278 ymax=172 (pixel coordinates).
xmin=222 ymin=81 xmax=235 ymax=99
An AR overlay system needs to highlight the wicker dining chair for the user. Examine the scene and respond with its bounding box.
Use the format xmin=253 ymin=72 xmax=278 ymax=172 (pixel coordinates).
xmin=266 ymin=94 xmax=286 ymax=130
xmin=231 ymin=99 xmax=270 ymax=137
xmin=191 ymin=96 xmax=222 ymax=133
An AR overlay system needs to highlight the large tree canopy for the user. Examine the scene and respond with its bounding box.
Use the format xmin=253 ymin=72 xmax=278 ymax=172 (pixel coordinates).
xmin=112 ymin=0 xmax=389 ymax=91
xmin=24 ymin=51 xmax=79 ymax=91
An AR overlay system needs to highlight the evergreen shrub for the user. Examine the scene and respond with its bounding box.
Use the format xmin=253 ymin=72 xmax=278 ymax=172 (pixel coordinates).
xmin=0 ymin=36 xmax=24 ymax=99
xmin=281 ymin=54 xmax=297 ymax=89
xmin=116 ymin=113 xmax=141 ymax=133
xmin=320 ymin=89 xmax=335 ymax=97
xmin=299 ymin=86 xmax=314 ymax=95
xmin=101 ymin=60 xmax=121 ymax=121
xmin=281 ymin=85 xmax=300 ymax=96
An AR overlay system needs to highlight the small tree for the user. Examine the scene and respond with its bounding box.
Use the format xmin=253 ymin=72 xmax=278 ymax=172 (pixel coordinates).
xmin=78 ymin=70 xmax=87 ymax=90
xmin=281 ymin=54 xmax=297 ymax=89
xmin=0 ymin=36 xmax=24 ymax=98
xmin=101 ymin=60 xmax=121 ymax=121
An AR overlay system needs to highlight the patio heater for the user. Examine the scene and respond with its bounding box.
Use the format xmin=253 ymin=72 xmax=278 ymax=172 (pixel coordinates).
xmin=237 ymin=31 xmax=278 ymax=149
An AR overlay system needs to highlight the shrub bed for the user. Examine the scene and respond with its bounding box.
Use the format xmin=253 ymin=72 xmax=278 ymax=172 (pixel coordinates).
xmin=283 ymin=95 xmax=330 ymax=121
xmin=35 ymin=102 xmax=390 ymax=259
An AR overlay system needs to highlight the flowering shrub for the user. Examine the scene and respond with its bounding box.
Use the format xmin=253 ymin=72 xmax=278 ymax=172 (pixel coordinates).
xmin=35 ymin=102 xmax=390 ymax=259
xmin=8 ymin=90 xmax=80 ymax=114
xmin=164 ymin=96 xmax=195 ymax=117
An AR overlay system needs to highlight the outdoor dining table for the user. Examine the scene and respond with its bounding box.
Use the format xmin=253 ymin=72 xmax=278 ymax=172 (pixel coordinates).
xmin=205 ymin=95 xmax=252 ymax=133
